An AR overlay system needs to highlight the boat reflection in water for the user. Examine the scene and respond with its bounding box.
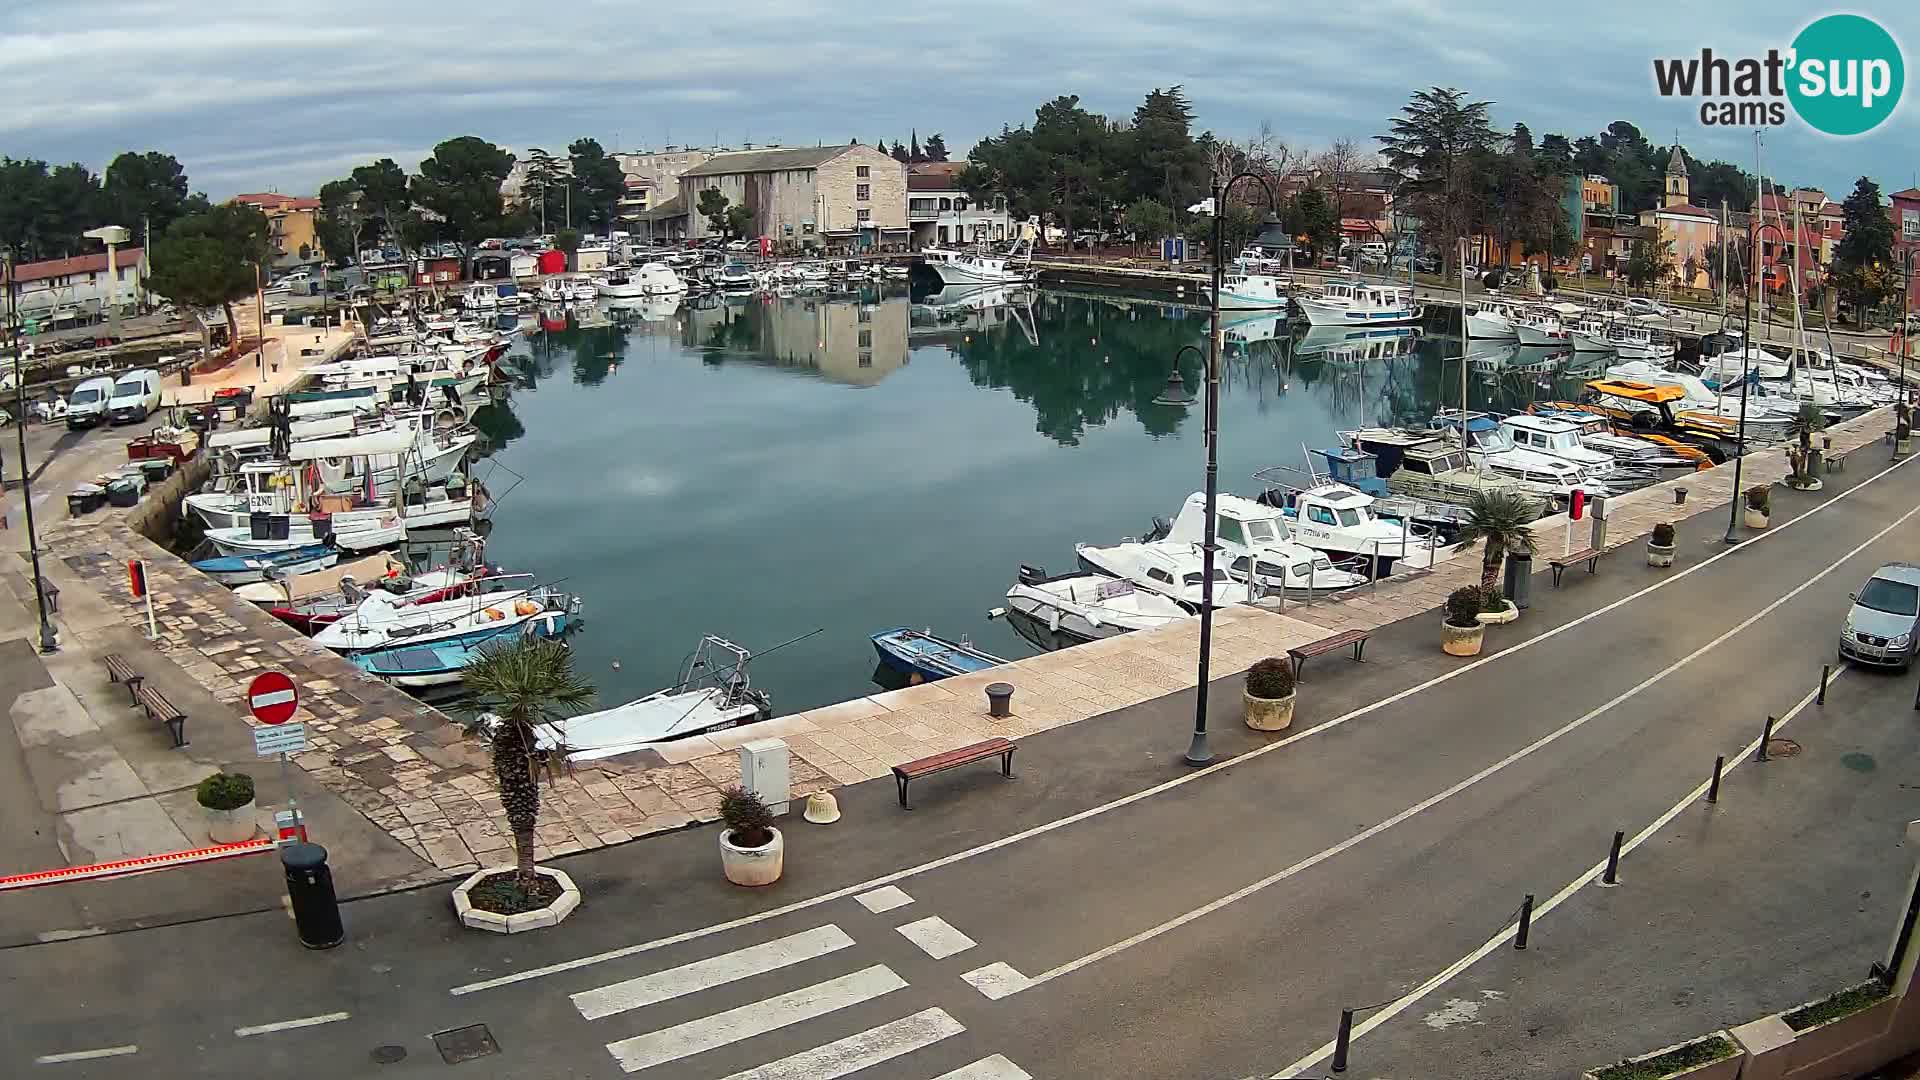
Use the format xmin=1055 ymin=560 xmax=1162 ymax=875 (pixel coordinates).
xmin=1289 ymin=324 xmax=1422 ymax=364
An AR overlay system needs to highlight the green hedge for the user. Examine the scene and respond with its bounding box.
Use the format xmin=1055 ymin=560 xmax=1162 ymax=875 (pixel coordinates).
xmin=1592 ymin=1035 xmax=1735 ymax=1080
xmin=1782 ymin=979 xmax=1890 ymax=1031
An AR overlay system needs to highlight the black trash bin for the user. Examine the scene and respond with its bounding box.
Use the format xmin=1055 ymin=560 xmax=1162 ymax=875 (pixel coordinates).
xmin=1503 ymin=552 xmax=1534 ymax=611
xmin=281 ymin=842 xmax=345 ymax=949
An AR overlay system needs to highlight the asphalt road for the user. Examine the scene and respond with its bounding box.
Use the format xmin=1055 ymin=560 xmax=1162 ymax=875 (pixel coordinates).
xmin=5 ymin=448 xmax=1920 ymax=1079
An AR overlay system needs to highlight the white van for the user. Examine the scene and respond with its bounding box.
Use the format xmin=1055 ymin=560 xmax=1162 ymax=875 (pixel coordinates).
xmin=107 ymin=369 xmax=162 ymax=424
xmin=67 ymin=376 xmax=117 ymax=429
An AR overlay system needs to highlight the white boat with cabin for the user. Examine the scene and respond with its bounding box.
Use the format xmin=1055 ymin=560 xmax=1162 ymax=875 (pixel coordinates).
xmin=1211 ymin=272 xmax=1290 ymax=311
xmin=1295 ymin=280 xmax=1420 ymax=327
xmin=1163 ymin=491 xmax=1407 ymax=583
xmin=922 ymin=236 xmax=1035 ymax=287
xmin=992 ymin=567 xmax=1192 ymax=648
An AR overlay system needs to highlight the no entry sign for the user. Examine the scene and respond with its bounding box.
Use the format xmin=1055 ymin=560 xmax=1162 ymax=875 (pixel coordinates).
xmin=248 ymin=671 xmax=299 ymax=725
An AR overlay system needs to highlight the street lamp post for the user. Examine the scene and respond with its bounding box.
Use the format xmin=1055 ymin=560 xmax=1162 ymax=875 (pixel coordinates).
xmin=1726 ymin=214 xmax=1780 ymax=544
xmin=3 ymin=253 xmax=57 ymax=653
xmin=1166 ymin=170 xmax=1279 ymax=767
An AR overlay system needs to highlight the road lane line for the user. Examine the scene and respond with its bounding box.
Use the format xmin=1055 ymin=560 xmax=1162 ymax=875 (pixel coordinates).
xmin=1015 ymin=499 xmax=1913 ymax=996
xmin=712 ymin=1007 xmax=964 ymax=1080
xmin=233 ymin=1011 xmax=351 ymax=1037
xmin=604 ymin=964 xmax=906 ymax=1074
xmin=1273 ymin=666 xmax=1848 ymax=1076
xmin=34 ymin=1045 xmax=138 ymax=1064
xmin=572 ymin=925 xmax=854 ymax=1021
xmin=449 ymin=446 xmax=1916 ymax=997
xmin=896 ymin=916 xmax=976 ymax=960
xmin=933 ymin=1055 xmax=1036 ymax=1079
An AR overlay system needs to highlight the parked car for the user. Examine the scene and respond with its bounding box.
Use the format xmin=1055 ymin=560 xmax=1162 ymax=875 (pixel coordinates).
xmin=1839 ymin=562 xmax=1920 ymax=670
xmin=67 ymin=375 xmax=116 ymax=429
xmin=107 ymin=368 xmax=162 ymax=424
xmin=726 ymin=239 xmax=753 ymax=252
xmin=1625 ymin=297 xmax=1671 ymax=318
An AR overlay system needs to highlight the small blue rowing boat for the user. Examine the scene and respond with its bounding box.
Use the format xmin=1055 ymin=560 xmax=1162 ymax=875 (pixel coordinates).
xmin=871 ymin=627 xmax=1006 ymax=683
xmin=352 ymin=611 xmax=572 ymax=689
xmin=192 ymin=543 xmax=338 ymax=586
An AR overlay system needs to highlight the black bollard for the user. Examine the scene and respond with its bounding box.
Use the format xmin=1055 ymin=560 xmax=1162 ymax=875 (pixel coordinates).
xmin=1759 ymin=715 xmax=1776 ymax=760
xmin=1601 ymin=830 xmax=1625 ymax=886
xmin=282 ymin=842 xmax=344 ymax=949
xmin=1819 ymin=665 xmax=1830 ymax=706
xmin=1515 ymin=894 xmax=1534 ymax=950
xmin=1331 ymin=1008 xmax=1354 ymax=1073
xmin=1707 ymin=755 xmax=1724 ymax=804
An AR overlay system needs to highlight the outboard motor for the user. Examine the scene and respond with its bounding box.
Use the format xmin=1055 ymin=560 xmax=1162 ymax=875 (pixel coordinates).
xmin=1018 ymin=564 xmax=1046 ymax=586
xmin=1141 ymin=516 xmax=1172 ymax=543
xmin=308 ymin=513 xmax=334 ymax=544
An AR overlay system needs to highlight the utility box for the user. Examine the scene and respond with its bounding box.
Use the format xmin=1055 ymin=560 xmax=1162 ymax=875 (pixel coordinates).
xmin=739 ymin=738 xmax=791 ymax=816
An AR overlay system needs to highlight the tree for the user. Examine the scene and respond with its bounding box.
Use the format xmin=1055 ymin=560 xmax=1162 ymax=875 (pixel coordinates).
xmin=410 ymin=137 xmax=517 ymax=248
xmin=1832 ymin=176 xmax=1897 ymax=326
xmin=148 ymin=204 xmax=272 ymax=357
xmin=463 ymin=637 xmax=594 ymax=883
xmin=923 ymin=133 xmax=949 ymax=162
xmin=1313 ymin=137 xmax=1371 ymax=227
xmin=909 ymin=130 xmax=925 ymax=164
xmin=1287 ymin=187 xmax=1339 ymax=258
xmin=696 ymin=188 xmax=731 ymax=235
xmin=568 ymin=138 xmax=627 ymax=230
xmin=314 ymin=180 xmax=364 ymax=267
xmin=554 ymin=227 xmax=581 ymax=267
xmin=1703 ymin=240 xmax=1746 ymax=291
xmin=1452 ymin=489 xmax=1539 ymax=594
xmin=1127 ymin=87 xmax=1208 ymax=225
xmin=350 ymin=158 xmax=411 ymax=245
xmin=523 ymin=148 xmax=565 ymax=233
xmin=1378 ymin=87 xmax=1498 ymax=270
xmin=1624 ymin=236 xmax=1669 ymax=288
xmin=890 ymin=141 xmax=910 ymax=163
xmin=724 ymin=204 xmax=754 ymax=239
xmin=0 ymin=158 xmax=105 ymax=262
xmin=101 ymin=151 xmax=203 ymax=236
xmin=1121 ymin=198 xmax=1175 ymax=247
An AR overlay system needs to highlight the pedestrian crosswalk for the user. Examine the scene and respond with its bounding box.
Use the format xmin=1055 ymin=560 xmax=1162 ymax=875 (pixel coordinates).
xmin=569 ymin=899 xmax=1035 ymax=1078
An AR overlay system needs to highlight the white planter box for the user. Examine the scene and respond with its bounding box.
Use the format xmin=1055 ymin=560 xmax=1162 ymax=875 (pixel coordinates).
xmin=205 ymin=799 xmax=257 ymax=844
xmin=452 ymin=866 xmax=582 ymax=934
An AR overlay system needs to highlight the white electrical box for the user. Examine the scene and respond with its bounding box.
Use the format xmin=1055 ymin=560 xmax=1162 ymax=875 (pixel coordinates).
xmin=739 ymin=738 xmax=791 ymax=816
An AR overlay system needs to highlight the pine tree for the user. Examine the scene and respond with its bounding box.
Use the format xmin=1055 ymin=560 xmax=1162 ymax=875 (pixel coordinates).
xmin=910 ymin=130 xmax=925 ymax=164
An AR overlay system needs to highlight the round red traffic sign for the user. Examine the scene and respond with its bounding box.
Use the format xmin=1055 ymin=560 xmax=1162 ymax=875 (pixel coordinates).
xmin=248 ymin=671 xmax=299 ymax=725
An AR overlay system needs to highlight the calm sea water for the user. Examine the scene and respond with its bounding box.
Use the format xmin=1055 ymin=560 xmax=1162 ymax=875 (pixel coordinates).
xmin=462 ymin=287 xmax=1606 ymax=715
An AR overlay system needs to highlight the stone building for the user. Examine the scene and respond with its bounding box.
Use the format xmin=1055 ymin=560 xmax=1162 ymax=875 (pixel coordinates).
xmin=679 ymin=145 xmax=907 ymax=251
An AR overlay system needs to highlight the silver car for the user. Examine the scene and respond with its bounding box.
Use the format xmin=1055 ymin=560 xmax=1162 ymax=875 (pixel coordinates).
xmin=1839 ymin=562 xmax=1920 ymax=670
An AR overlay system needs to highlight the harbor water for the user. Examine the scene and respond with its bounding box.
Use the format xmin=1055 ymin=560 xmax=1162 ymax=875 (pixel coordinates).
xmin=464 ymin=287 xmax=1610 ymax=714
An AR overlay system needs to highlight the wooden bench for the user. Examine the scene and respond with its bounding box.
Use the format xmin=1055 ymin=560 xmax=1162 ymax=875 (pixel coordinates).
xmin=893 ymin=737 xmax=1015 ymax=809
xmin=132 ymin=683 xmax=188 ymax=748
xmin=1549 ymin=547 xmax=1602 ymax=586
xmin=1287 ymin=629 xmax=1372 ymax=678
xmin=104 ymin=653 xmax=143 ymax=703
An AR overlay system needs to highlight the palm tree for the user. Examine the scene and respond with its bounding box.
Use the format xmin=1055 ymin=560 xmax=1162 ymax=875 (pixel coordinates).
xmin=1453 ymin=489 xmax=1540 ymax=593
xmin=464 ymin=637 xmax=595 ymax=881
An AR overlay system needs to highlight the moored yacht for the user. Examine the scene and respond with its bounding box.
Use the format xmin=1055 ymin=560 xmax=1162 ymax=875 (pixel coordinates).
xmin=1294 ymin=280 xmax=1419 ymax=327
xmin=923 ymin=236 xmax=1035 ymax=287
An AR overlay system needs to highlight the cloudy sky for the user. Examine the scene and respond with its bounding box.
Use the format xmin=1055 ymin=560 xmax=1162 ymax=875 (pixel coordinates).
xmin=2 ymin=1 xmax=1913 ymax=200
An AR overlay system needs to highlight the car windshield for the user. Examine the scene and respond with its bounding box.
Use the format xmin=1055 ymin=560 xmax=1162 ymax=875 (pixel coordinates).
xmin=111 ymin=382 xmax=142 ymax=399
xmin=1858 ymin=576 xmax=1920 ymax=616
xmin=70 ymin=388 xmax=99 ymax=403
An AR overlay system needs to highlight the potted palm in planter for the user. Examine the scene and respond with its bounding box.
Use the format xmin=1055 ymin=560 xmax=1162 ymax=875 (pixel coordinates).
xmin=451 ymin=637 xmax=593 ymax=934
xmin=197 ymin=771 xmax=256 ymax=844
xmin=719 ymin=787 xmax=784 ymax=886
xmin=1442 ymin=587 xmax=1486 ymax=656
xmin=1743 ymin=485 xmax=1770 ymax=529
xmin=1243 ymin=657 xmax=1296 ymax=732
xmin=1786 ymin=403 xmax=1824 ymax=490
xmin=1453 ymin=489 xmax=1537 ymax=622
xmin=1647 ymin=522 xmax=1676 ymax=567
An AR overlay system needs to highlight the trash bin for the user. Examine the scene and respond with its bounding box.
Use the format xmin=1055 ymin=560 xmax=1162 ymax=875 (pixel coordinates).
xmin=1504 ymin=552 xmax=1533 ymax=611
xmin=281 ymin=842 xmax=344 ymax=949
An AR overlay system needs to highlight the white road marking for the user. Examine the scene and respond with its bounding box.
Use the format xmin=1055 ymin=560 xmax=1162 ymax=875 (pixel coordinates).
xmin=604 ymin=964 xmax=906 ymax=1074
xmin=933 ymin=1054 xmax=1036 ymax=1079
xmin=895 ymin=916 xmax=976 ymax=960
xmin=34 ymin=1045 xmax=138 ymax=1064
xmin=572 ymin=925 xmax=854 ymax=1020
xmin=960 ymin=962 xmax=1032 ymax=1000
xmin=996 ymin=497 xmax=1916 ymax=998
xmin=712 ymin=1006 xmax=963 ymax=1080
xmin=234 ymin=1011 xmax=351 ymax=1037
xmin=855 ymin=885 xmax=915 ymax=913
xmin=448 ymin=446 xmax=1915 ymax=998
xmin=1274 ymin=667 xmax=1845 ymax=1077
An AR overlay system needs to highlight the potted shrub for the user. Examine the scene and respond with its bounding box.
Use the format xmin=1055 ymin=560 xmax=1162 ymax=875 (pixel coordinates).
xmin=1476 ymin=584 xmax=1518 ymax=625
xmin=1743 ymin=485 xmax=1770 ymax=529
xmin=1243 ymin=657 xmax=1296 ymax=732
xmin=720 ymin=787 xmax=784 ymax=886
xmin=1647 ymin=522 xmax=1676 ymax=567
xmin=1453 ymin=489 xmax=1538 ymax=615
xmin=1442 ymin=587 xmax=1486 ymax=656
xmin=197 ymin=771 xmax=256 ymax=844
xmin=451 ymin=637 xmax=593 ymax=933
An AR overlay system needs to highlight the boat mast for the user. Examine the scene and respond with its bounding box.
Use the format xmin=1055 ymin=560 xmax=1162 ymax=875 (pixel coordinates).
xmin=1788 ymin=197 xmax=1807 ymax=377
xmin=1718 ymin=200 xmax=1730 ymax=330
xmin=1458 ymin=236 xmax=1470 ymax=449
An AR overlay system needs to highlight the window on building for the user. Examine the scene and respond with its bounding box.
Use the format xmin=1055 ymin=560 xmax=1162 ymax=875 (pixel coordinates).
xmin=939 ymin=198 xmax=952 ymax=211
xmin=856 ymin=165 xmax=870 ymax=178
xmin=803 ymin=222 xmax=816 ymax=235
xmin=858 ymin=329 xmax=872 ymax=347
xmin=859 ymin=351 xmax=873 ymax=368
xmin=856 ymin=184 xmax=870 ymax=201
xmin=857 ymin=209 xmax=871 ymax=223
xmin=87 ymin=272 xmax=97 ymax=284
xmin=955 ymin=199 xmax=968 ymax=212
xmin=857 ymin=308 xmax=872 ymax=324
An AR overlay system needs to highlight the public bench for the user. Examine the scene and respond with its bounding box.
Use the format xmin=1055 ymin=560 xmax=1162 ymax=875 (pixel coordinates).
xmin=1287 ymin=629 xmax=1372 ymax=678
xmin=1549 ymin=548 xmax=1602 ymax=586
xmin=893 ymin=737 xmax=1015 ymax=809
xmin=103 ymin=653 xmax=143 ymax=702
xmin=132 ymin=683 xmax=188 ymax=748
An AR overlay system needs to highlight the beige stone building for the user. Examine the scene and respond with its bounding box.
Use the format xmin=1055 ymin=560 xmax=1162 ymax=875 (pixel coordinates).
xmin=681 ymin=294 xmax=910 ymax=385
xmin=679 ymin=145 xmax=908 ymax=251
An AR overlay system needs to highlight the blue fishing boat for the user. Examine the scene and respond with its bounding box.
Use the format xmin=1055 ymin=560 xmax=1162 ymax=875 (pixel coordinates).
xmin=352 ymin=611 xmax=571 ymax=689
xmin=192 ymin=543 xmax=338 ymax=587
xmin=870 ymin=627 xmax=1006 ymax=683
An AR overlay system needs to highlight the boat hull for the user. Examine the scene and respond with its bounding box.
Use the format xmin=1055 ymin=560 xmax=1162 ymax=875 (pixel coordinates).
xmin=1296 ymin=299 xmax=1419 ymax=327
xmin=1466 ymin=314 xmax=1518 ymax=340
xmin=928 ymin=261 xmax=1031 ymax=287
xmin=870 ymin=628 xmax=1004 ymax=682
xmin=1515 ymin=324 xmax=1571 ymax=347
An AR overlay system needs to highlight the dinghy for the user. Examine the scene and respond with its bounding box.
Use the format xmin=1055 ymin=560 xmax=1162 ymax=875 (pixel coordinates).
xmin=871 ymin=627 xmax=1006 ymax=682
xmin=191 ymin=544 xmax=339 ymax=587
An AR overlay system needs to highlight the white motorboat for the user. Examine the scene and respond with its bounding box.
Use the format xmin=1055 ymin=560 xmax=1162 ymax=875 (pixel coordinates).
xmin=564 ymin=275 xmax=600 ymax=302
xmin=1294 ymin=280 xmax=1419 ymax=327
xmin=991 ymin=566 xmax=1191 ymax=648
xmin=1568 ymin=315 xmax=1613 ymax=353
xmin=597 ymin=269 xmax=648 ymax=298
xmin=1498 ymin=414 xmax=1623 ymax=481
xmin=310 ymin=579 xmax=551 ymax=652
xmin=535 ymin=636 xmax=774 ymax=762
xmin=717 ymin=262 xmax=757 ymax=290
xmin=1604 ymin=321 xmax=1676 ymax=361
xmin=1162 ymin=491 xmax=1390 ymax=584
xmin=1699 ymin=346 xmax=1791 ymax=383
xmin=633 ymin=262 xmax=686 ymax=295
xmin=539 ymin=278 xmax=565 ymax=303
xmin=923 ymin=236 xmax=1035 ymax=287
xmin=1211 ymin=272 xmax=1290 ymax=311
xmin=1074 ymin=540 xmax=1241 ymax=612
xmin=460 ymin=283 xmax=499 ymax=310
xmin=1465 ymin=299 xmax=1519 ymax=340
xmin=1513 ymin=305 xmax=1574 ymax=347
xmin=1431 ymin=411 xmax=1611 ymax=497
xmin=205 ymin=511 xmax=405 ymax=556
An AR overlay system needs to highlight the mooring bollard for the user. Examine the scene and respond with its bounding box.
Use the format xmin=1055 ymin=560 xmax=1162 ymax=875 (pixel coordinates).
xmin=1758 ymin=715 xmax=1776 ymax=760
xmin=1601 ymin=830 xmax=1624 ymax=886
xmin=1675 ymin=486 xmax=1687 ymax=505
xmin=1819 ymin=665 xmax=1830 ymax=705
xmin=1515 ymin=894 xmax=1534 ymax=950
xmin=1707 ymin=755 xmax=1725 ymax=804
xmin=985 ymin=682 xmax=1014 ymax=719
xmin=1331 ymin=1008 xmax=1355 ymax=1073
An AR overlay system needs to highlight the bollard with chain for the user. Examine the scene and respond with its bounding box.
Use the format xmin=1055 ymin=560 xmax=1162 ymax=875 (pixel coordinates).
xmin=1331 ymin=1008 xmax=1354 ymax=1073
xmin=1515 ymin=894 xmax=1535 ymax=950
